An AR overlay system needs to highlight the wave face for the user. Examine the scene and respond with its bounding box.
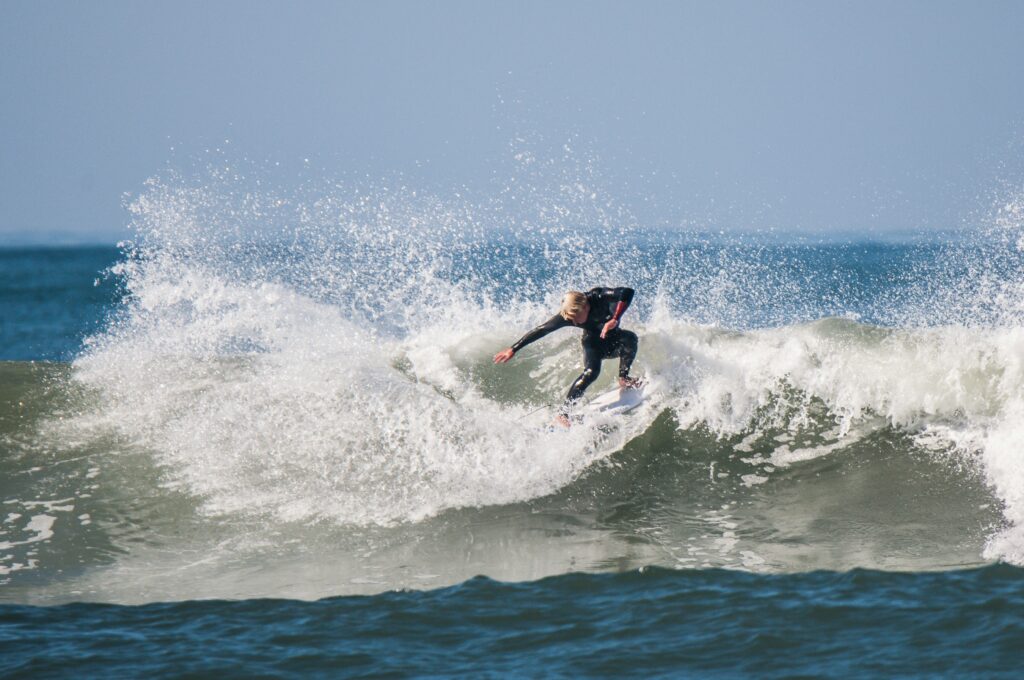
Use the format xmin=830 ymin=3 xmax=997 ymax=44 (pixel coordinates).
xmin=3 ymin=169 xmax=1024 ymax=604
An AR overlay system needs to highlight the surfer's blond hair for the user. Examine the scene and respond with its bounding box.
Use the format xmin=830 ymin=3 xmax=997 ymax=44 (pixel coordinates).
xmin=560 ymin=291 xmax=588 ymax=320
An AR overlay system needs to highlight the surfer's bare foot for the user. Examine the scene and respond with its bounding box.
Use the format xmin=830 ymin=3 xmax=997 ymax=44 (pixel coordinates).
xmin=554 ymin=414 xmax=571 ymax=429
xmin=618 ymin=376 xmax=642 ymax=389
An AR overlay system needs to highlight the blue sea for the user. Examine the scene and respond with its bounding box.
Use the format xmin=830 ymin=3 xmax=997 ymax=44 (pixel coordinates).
xmin=3 ymin=174 xmax=1024 ymax=676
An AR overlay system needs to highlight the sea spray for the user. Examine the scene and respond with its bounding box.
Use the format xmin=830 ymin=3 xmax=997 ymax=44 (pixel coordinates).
xmin=2 ymin=164 xmax=1020 ymax=603
xmin=71 ymin=166 xmax=1024 ymax=557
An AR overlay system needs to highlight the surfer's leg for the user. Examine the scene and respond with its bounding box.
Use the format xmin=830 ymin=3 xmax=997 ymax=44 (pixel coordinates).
xmin=615 ymin=330 xmax=638 ymax=378
xmin=561 ymin=339 xmax=603 ymax=413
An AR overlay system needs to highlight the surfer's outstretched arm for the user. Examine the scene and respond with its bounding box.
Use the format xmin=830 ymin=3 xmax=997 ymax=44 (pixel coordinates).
xmin=493 ymin=314 xmax=571 ymax=363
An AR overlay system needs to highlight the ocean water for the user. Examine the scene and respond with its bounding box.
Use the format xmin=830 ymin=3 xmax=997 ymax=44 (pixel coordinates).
xmin=3 ymin=173 xmax=1024 ymax=676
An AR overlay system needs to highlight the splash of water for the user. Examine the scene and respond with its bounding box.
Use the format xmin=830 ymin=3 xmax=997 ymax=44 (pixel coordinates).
xmin=68 ymin=158 xmax=1024 ymax=569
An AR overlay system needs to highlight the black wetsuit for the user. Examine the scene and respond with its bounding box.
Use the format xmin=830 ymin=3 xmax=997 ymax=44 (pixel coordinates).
xmin=510 ymin=287 xmax=637 ymax=412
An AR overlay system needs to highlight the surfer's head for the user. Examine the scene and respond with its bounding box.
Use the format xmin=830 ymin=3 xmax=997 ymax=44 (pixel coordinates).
xmin=560 ymin=291 xmax=589 ymax=323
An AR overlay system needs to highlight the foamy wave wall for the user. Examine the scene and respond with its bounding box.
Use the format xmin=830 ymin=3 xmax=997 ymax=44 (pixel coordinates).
xmin=73 ymin=166 xmax=1024 ymax=563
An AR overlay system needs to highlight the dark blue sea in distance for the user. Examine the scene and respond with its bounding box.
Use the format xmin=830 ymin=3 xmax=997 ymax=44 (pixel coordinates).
xmin=0 ymin=247 xmax=122 ymax=362
xmin=3 ymin=232 xmax=1024 ymax=677
xmin=3 ymin=566 xmax=1023 ymax=678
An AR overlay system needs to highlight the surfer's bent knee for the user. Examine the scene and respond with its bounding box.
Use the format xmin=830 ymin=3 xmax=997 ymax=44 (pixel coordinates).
xmin=575 ymin=365 xmax=600 ymax=387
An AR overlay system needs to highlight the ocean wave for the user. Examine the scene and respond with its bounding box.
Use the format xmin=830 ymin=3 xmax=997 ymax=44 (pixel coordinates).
xmin=57 ymin=176 xmax=1024 ymax=554
xmin=4 ymin=171 xmax=1024 ymax=601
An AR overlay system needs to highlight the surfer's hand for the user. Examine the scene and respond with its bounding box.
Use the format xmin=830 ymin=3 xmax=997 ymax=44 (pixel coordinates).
xmin=600 ymin=319 xmax=618 ymax=338
xmin=493 ymin=348 xmax=515 ymax=364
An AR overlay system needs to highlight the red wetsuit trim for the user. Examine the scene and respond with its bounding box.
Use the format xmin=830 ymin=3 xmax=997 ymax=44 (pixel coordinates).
xmin=612 ymin=300 xmax=627 ymax=321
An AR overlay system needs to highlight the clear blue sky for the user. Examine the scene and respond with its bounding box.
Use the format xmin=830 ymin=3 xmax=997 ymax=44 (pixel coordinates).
xmin=2 ymin=0 xmax=1023 ymax=243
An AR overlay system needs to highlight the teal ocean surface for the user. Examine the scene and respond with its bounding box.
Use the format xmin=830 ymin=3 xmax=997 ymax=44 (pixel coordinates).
xmin=3 ymin=175 xmax=1024 ymax=675
xmin=4 ymin=566 xmax=1023 ymax=678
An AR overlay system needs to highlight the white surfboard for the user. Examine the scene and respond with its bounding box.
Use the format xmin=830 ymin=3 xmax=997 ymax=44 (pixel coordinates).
xmin=583 ymin=383 xmax=647 ymax=416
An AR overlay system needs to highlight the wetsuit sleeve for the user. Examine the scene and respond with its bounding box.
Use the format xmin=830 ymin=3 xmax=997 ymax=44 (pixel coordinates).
xmin=590 ymin=287 xmax=634 ymax=319
xmin=612 ymin=287 xmax=634 ymax=320
xmin=510 ymin=314 xmax=571 ymax=353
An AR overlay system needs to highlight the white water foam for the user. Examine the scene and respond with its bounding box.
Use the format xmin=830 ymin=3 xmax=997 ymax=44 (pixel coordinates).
xmin=74 ymin=271 xmax=626 ymax=526
xmin=66 ymin=168 xmax=1024 ymax=568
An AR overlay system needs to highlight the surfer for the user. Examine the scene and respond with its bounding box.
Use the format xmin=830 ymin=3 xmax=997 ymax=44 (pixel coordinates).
xmin=493 ymin=287 xmax=640 ymax=427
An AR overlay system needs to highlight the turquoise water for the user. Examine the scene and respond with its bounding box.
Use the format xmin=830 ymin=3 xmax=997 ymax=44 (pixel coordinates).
xmin=3 ymin=174 xmax=1024 ymax=675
